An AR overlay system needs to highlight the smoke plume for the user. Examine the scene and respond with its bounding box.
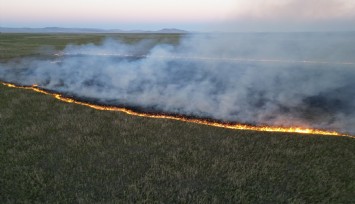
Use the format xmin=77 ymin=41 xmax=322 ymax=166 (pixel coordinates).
xmin=226 ymin=0 xmax=355 ymax=32
xmin=1 ymin=33 xmax=355 ymax=134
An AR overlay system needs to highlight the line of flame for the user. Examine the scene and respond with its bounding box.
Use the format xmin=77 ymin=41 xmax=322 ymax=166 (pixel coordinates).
xmin=2 ymin=82 xmax=353 ymax=138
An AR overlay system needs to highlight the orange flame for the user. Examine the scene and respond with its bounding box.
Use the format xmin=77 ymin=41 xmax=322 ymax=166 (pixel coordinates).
xmin=2 ymin=81 xmax=353 ymax=138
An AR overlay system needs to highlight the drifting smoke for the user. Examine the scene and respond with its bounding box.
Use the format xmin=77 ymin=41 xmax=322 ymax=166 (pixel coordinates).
xmin=1 ymin=33 xmax=355 ymax=134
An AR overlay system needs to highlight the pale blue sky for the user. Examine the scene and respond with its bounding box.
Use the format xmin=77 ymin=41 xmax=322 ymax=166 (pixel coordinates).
xmin=1 ymin=0 xmax=354 ymax=31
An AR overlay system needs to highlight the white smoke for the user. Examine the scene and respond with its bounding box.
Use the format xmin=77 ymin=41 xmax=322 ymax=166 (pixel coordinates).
xmin=1 ymin=33 xmax=355 ymax=134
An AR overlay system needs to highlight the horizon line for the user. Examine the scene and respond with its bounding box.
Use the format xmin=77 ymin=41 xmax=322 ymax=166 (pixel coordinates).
xmin=1 ymin=26 xmax=355 ymax=34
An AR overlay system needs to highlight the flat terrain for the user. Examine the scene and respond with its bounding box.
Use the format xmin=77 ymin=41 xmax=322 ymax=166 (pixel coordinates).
xmin=0 ymin=33 xmax=182 ymax=61
xmin=0 ymin=34 xmax=354 ymax=203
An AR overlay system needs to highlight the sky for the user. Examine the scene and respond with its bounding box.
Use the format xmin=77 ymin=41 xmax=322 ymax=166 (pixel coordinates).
xmin=1 ymin=0 xmax=355 ymax=32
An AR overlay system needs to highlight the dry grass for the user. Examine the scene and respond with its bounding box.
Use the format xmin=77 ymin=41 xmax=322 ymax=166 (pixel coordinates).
xmin=1 ymin=82 xmax=354 ymax=203
xmin=0 ymin=34 xmax=354 ymax=203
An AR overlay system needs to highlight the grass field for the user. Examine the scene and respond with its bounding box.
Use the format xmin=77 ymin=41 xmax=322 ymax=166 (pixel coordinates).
xmin=0 ymin=34 xmax=354 ymax=203
xmin=0 ymin=33 xmax=182 ymax=61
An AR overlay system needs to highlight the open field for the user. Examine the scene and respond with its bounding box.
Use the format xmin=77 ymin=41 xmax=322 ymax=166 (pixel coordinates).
xmin=0 ymin=34 xmax=354 ymax=203
xmin=0 ymin=33 xmax=182 ymax=61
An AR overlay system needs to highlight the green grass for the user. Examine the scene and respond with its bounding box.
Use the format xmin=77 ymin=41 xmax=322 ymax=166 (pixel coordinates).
xmin=0 ymin=34 xmax=354 ymax=203
xmin=0 ymin=33 xmax=182 ymax=61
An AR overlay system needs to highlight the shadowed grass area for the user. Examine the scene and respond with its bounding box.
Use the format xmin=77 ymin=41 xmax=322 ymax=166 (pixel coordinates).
xmin=0 ymin=34 xmax=354 ymax=203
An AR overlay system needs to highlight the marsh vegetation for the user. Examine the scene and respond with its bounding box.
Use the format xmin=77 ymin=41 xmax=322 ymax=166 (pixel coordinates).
xmin=0 ymin=34 xmax=354 ymax=203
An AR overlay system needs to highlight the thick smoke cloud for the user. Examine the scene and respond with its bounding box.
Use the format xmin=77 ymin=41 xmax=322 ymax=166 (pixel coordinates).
xmin=1 ymin=33 xmax=355 ymax=134
xmin=225 ymin=0 xmax=355 ymax=32
xmin=238 ymin=0 xmax=355 ymax=20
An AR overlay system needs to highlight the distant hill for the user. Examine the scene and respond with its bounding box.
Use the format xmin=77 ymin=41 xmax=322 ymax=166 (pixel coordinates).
xmin=0 ymin=27 xmax=188 ymax=33
xmin=154 ymin=28 xmax=188 ymax=33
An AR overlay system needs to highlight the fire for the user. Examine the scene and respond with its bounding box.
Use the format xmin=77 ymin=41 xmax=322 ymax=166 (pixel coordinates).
xmin=2 ymin=81 xmax=353 ymax=138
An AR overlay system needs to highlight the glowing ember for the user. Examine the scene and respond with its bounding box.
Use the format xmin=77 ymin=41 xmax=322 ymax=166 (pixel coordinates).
xmin=2 ymin=81 xmax=353 ymax=138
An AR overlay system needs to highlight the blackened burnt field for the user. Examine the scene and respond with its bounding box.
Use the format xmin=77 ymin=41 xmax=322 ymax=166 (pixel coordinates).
xmin=0 ymin=33 xmax=354 ymax=203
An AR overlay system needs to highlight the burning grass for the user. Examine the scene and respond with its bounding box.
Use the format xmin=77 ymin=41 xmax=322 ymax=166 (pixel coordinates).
xmin=1 ymin=77 xmax=354 ymax=203
xmin=2 ymin=81 xmax=349 ymax=137
xmin=0 ymin=33 xmax=354 ymax=203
